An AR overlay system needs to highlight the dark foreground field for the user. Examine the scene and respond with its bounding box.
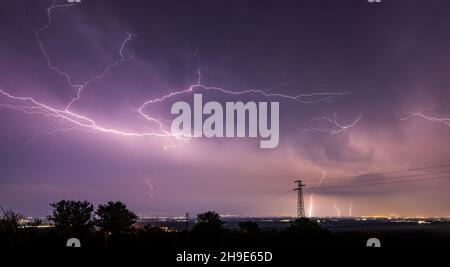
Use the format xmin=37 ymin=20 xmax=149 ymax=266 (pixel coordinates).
xmin=2 ymin=217 xmax=450 ymax=249
xmin=2 ymin=201 xmax=450 ymax=250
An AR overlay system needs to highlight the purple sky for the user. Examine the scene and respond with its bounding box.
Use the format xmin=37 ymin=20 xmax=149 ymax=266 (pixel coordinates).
xmin=1 ymin=0 xmax=450 ymax=218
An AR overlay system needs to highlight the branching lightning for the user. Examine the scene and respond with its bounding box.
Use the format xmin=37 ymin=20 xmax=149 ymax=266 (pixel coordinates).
xmin=0 ymin=2 xmax=352 ymax=146
xmin=398 ymin=102 xmax=450 ymax=127
xmin=65 ymin=33 xmax=134 ymax=110
xmin=33 ymin=3 xmax=135 ymax=110
xmin=304 ymin=113 xmax=362 ymax=135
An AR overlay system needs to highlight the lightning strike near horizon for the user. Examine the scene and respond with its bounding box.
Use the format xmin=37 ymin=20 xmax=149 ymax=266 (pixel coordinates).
xmin=308 ymin=171 xmax=327 ymax=218
xmin=145 ymin=179 xmax=155 ymax=204
xmin=333 ymin=201 xmax=341 ymax=217
xmin=318 ymin=170 xmax=327 ymax=186
xmin=308 ymin=194 xmax=314 ymax=218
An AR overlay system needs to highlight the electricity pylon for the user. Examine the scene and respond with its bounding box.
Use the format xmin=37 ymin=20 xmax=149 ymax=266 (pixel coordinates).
xmin=294 ymin=180 xmax=306 ymax=218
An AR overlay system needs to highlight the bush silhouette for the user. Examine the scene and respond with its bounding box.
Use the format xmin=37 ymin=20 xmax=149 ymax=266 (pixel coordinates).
xmin=191 ymin=211 xmax=225 ymax=248
xmin=0 ymin=208 xmax=23 ymax=229
xmin=0 ymin=208 xmax=24 ymax=244
xmin=95 ymin=201 xmax=138 ymax=235
xmin=193 ymin=211 xmax=224 ymax=232
xmin=48 ymin=200 xmax=94 ymax=236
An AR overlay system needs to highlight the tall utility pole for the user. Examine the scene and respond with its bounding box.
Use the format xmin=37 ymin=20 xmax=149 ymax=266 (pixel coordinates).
xmin=294 ymin=180 xmax=306 ymax=218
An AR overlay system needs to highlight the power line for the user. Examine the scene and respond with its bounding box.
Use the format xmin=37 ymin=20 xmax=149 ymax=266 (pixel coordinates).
xmin=219 ymin=174 xmax=450 ymax=215
xmin=217 ymin=184 xmax=291 ymax=213
xmin=225 ymin=190 xmax=291 ymax=215
xmin=301 ymin=162 xmax=450 ymax=184
xmin=217 ymin=163 xmax=450 ymax=216
xmin=226 ymin=175 xmax=450 ymax=215
xmin=218 ymin=188 xmax=291 ymax=214
xmin=222 ymin=190 xmax=292 ymax=215
xmin=308 ymin=174 xmax=450 ymax=191
xmin=307 ymin=169 xmax=450 ymax=188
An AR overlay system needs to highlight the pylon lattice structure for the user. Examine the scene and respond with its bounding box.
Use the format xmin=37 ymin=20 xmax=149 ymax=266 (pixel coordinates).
xmin=294 ymin=180 xmax=306 ymax=218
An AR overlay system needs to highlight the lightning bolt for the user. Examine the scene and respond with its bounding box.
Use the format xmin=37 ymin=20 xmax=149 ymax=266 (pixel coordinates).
xmin=333 ymin=201 xmax=341 ymax=217
xmin=1 ymin=2 xmax=177 ymax=140
xmin=34 ymin=2 xmax=84 ymax=92
xmin=349 ymin=202 xmax=353 ymax=217
xmin=304 ymin=113 xmax=362 ymax=135
xmin=0 ymin=2 xmax=351 ymax=146
xmin=0 ymin=88 xmax=177 ymax=138
xmin=308 ymin=171 xmax=327 ymax=218
xmin=318 ymin=170 xmax=327 ymax=186
xmin=398 ymin=102 xmax=450 ymax=127
xmin=65 ymin=33 xmax=134 ymax=110
xmin=32 ymin=2 xmax=135 ymax=111
xmin=308 ymin=194 xmax=314 ymax=218
xmin=145 ymin=179 xmax=154 ymax=203
xmin=138 ymin=69 xmax=349 ymax=108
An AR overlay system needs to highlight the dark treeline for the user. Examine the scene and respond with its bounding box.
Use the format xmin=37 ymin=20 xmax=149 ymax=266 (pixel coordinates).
xmin=1 ymin=200 xmax=449 ymax=249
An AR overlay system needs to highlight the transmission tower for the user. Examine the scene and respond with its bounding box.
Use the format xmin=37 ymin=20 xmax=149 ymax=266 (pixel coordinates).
xmin=294 ymin=180 xmax=306 ymax=218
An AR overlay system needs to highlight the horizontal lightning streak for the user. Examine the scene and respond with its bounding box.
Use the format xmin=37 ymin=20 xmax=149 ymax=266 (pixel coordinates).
xmin=303 ymin=113 xmax=362 ymax=134
xmin=399 ymin=103 xmax=450 ymax=127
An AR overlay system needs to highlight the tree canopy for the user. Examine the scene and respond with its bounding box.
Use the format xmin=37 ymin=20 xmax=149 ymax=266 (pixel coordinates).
xmin=193 ymin=211 xmax=224 ymax=233
xmin=95 ymin=201 xmax=138 ymax=235
xmin=49 ymin=200 xmax=94 ymax=235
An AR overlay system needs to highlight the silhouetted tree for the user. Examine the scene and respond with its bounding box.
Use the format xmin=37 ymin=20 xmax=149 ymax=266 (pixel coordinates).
xmin=49 ymin=200 xmax=94 ymax=235
xmin=1 ymin=209 xmax=23 ymax=229
xmin=193 ymin=211 xmax=224 ymax=232
xmin=190 ymin=211 xmax=225 ymax=248
xmin=238 ymin=221 xmax=260 ymax=233
xmin=95 ymin=201 xmax=138 ymax=235
xmin=0 ymin=208 xmax=24 ymax=244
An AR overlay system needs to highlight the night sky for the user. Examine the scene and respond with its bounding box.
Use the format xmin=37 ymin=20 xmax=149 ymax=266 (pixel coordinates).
xmin=1 ymin=0 xmax=450 ymax=218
